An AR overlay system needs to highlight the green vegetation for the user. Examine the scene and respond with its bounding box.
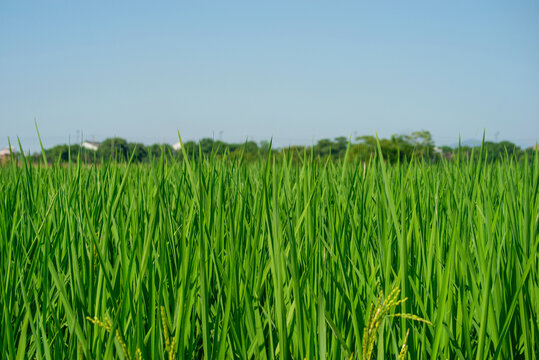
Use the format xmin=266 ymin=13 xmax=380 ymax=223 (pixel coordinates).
xmin=1 ymin=139 xmax=538 ymax=359
xmin=30 ymin=130 xmax=537 ymax=164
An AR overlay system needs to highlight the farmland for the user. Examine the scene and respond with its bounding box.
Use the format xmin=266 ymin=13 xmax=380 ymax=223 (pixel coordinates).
xmin=1 ymin=145 xmax=538 ymax=359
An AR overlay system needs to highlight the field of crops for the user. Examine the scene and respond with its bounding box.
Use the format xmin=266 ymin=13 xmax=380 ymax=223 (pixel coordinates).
xmin=1 ymin=145 xmax=538 ymax=359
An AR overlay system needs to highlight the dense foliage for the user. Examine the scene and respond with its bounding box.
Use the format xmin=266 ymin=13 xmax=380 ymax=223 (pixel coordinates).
xmin=27 ymin=130 xmax=537 ymax=164
xmin=1 ymin=143 xmax=538 ymax=359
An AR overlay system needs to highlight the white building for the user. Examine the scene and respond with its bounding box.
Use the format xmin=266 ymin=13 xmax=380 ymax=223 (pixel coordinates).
xmin=0 ymin=146 xmax=16 ymax=157
xmin=82 ymin=141 xmax=100 ymax=151
xmin=172 ymin=142 xmax=182 ymax=151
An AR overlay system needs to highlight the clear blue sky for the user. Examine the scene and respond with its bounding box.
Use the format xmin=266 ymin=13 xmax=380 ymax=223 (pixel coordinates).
xmin=1 ymin=1 xmax=538 ymax=152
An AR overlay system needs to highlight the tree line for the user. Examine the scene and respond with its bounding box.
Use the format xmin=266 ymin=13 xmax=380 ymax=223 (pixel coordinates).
xmin=21 ymin=130 xmax=537 ymax=164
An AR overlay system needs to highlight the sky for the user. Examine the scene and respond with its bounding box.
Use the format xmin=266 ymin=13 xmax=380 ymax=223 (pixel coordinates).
xmin=1 ymin=1 xmax=538 ymax=152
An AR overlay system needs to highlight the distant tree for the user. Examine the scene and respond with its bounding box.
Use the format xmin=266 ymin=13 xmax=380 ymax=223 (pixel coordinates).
xmin=243 ymin=141 xmax=258 ymax=153
xmin=355 ymin=131 xmax=437 ymax=162
xmin=148 ymin=143 xmax=173 ymax=160
xmin=410 ymin=130 xmax=435 ymax=160
xmin=480 ymin=141 xmax=520 ymax=161
xmin=259 ymin=140 xmax=271 ymax=151
xmin=126 ymin=142 xmax=148 ymax=162
xmin=314 ymin=139 xmax=333 ymax=157
xmin=198 ymin=138 xmax=215 ymax=155
xmin=99 ymin=138 xmax=128 ymax=161
xmin=45 ymin=145 xmax=66 ymax=162
xmin=333 ymin=137 xmax=348 ymax=158
xmin=34 ymin=129 xmax=527 ymax=165
xmin=440 ymin=146 xmax=453 ymax=154
xmin=45 ymin=144 xmax=83 ymax=163
xmin=181 ymin=141 xmax=198 ymax=159
xmin=524 ymin=146 xmax=537 ymax=159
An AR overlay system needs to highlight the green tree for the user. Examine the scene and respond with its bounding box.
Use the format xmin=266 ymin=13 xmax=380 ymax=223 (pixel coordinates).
xmin=127 ymin=142 xmax=148 ymax=162
xmin=98 ymin=138 xmax=128 ymax=161
xmin=148 ymin=143 xmax=174 ymax=160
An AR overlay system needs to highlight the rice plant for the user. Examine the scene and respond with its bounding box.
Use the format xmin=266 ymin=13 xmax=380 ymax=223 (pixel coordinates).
xmin=0 ymin=139 xmax=537 ymax=359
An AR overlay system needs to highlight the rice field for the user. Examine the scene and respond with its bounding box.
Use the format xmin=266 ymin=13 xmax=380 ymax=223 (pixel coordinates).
xmin=1 ymin=143 xmax=538 ymax=359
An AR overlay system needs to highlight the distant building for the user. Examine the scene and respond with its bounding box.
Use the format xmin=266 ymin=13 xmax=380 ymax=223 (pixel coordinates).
xmin=172 ymin=142 xmax=182 ymax=151
xmin=0 ymin=146 xmax=16 ymax=157
xmin=0 ymin=147 xmax=17 ymax=164
xmin=82 ymin=141 xmax=100 ymax=151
